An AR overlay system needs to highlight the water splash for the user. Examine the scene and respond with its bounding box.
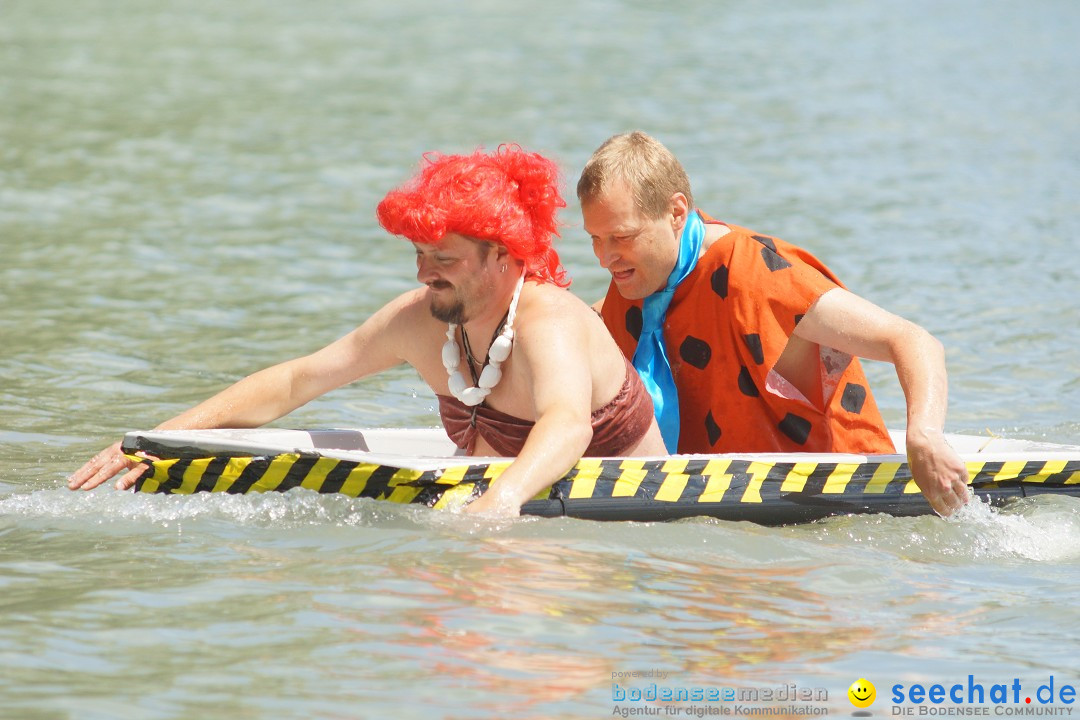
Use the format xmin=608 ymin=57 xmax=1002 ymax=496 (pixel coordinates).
xmin=0 ymin=486 xmax=429 ymax=529
xmin=947 ymin=495 xmax=1080 ymax=563
xmin=5 ymin=487 xmax=1079 ymax=566
xmin=799 ymin=495 xmax=1080 ymax=565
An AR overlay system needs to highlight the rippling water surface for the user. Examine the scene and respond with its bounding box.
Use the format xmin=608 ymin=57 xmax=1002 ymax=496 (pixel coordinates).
xmin=2 ymin=0 xmax=1078 ymax=718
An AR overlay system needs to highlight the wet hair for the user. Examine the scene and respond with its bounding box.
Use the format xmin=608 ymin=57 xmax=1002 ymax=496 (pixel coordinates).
xmin=576 ymin=131 xmax=693 ymax=219
xmin=377 ymin=144 xmax=569 ymax=287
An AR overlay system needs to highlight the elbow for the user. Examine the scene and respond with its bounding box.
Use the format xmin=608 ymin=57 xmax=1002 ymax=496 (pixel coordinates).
xmin=560 ymin=413 xmax=595 ymax=457
xmin=917 ymin=325 xmax=945 ymax=364
xmin=893 ymin=321 xmax=944 ymax=364
xmin=888 ymin=323 xmax=949 ymax=392
xmin=530 ymin=407 xmax=594 ymax=462
xmin=576 ymin=423 xmax=595 ymax=455
xmin=562 ymin=416 xmax=594 ymax=456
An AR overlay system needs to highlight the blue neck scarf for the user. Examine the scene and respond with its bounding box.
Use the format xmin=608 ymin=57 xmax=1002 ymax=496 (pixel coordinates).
xmin=632 ymin=211 xmax=705 ymax=452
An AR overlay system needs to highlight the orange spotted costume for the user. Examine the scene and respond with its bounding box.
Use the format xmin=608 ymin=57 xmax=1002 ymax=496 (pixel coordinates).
xmin=601 ymin=212 xmax=896 ymax=455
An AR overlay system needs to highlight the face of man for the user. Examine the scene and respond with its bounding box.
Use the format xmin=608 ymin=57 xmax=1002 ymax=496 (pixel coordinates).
xmin=581 ymin=181 xmax=682 ymax=301
xmin=415 ymin=234 xmax=497 ymax=324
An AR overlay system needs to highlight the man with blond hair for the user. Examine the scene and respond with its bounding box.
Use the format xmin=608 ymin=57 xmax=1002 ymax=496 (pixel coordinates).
xmin=578 ymin=131 xmax=970 ymax=516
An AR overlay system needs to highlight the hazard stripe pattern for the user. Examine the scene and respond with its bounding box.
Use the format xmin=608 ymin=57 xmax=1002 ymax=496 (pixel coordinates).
xmin=131 ymin=454 xmax=1080 ymax=508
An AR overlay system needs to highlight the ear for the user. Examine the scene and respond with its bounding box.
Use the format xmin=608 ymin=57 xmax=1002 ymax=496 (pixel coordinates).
xmin=669 ymin=192 xmax=690 ymax=232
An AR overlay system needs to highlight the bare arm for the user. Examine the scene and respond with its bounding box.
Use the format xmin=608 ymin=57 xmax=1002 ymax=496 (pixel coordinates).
xmin=793 ymin=288 xmax=970 ymax=515
xmin=68 ymin=292 xmax=420 ymax=491
xmin=464 ymin=308 xmax=595 ymax=516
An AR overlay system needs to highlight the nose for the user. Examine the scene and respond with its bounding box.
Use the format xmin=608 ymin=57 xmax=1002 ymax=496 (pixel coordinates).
xmin=592 ymin=237 xmax=618 ymax=269
xmin=416 ymin=256 xmax=437 ymax=284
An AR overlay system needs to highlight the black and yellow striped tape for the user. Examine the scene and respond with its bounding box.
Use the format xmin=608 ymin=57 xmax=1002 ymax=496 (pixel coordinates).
xmin=131 ymin=453 xmax=1080 ymax=514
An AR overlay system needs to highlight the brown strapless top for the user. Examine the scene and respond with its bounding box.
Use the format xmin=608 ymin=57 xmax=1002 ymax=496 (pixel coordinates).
xmin=437 ymin=355 xmax=654 ymax=457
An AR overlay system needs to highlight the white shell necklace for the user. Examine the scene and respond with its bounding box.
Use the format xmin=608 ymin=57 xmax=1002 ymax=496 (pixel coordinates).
xmin=442 ymin=271 xmax=526 ymax=406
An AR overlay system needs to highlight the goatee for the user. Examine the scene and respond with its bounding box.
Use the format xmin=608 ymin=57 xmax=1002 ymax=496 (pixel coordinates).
xmin=430 ymin=298 xmax=467 ymax=324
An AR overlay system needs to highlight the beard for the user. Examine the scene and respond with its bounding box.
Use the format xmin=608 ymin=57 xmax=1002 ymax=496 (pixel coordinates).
xmin=430 ymin=298 xmax=467 ymax=324
xmin=428 ymin=283 xmax=468 ymax=324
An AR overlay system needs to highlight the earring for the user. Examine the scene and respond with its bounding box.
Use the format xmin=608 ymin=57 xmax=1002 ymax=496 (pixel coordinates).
xmin=501 ymin=264 xmax=507 ymax=273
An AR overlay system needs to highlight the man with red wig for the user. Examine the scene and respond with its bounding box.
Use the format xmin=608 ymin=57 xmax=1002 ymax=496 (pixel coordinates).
xmin=69 ymin=145 xmax=665 ymax=516
xmin=578 ymin=131 xmax=970 ymax=516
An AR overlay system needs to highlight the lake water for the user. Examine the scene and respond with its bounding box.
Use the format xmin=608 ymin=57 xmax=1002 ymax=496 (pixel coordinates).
xmin=2 ymin=0 xmax=1078 ymax=718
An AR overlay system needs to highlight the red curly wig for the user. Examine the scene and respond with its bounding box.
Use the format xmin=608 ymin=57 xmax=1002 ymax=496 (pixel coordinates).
xmin=376 ymin=145 xmax=569 ymax=287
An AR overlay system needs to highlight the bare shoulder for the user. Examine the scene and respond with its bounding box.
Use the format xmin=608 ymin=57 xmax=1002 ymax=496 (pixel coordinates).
xmin=512 ymin=281 xmax=627 ymax=406
xmin=372 ymin=287 xmax=435 ymax=328
xmin=516 ymin=281 xmax=594 ymax=322
xmin=347 ymin=287 xmax=441 ymax=355
xmin=385 ymin=286 xmax=431 ymax=313
xmin=513 ymin=282 xmax=612 ymax=352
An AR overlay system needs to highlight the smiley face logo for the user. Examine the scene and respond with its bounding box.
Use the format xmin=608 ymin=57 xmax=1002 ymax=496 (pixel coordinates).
xmin=848 ymin=678 xmax=876 ymax=708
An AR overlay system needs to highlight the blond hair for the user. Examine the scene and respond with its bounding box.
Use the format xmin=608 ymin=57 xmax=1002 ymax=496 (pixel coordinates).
xmin=576 ymin=131 xmax=693 ymax=219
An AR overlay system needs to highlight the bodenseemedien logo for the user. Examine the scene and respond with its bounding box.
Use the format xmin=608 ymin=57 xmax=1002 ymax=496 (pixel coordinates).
xmin=608 ymin=678 xmax=830 ymax=716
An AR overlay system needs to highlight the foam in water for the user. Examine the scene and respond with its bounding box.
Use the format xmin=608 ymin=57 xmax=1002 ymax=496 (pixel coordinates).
xmin=779 ymin=495 xmax=1080 ymax=566
xmin=4 ymin=487 xmax=1079 ymax=564
xmin=0 ymin=487 xmax=430 ymax=529
xmin=945 ymin=495 xmax=1080 ymax=563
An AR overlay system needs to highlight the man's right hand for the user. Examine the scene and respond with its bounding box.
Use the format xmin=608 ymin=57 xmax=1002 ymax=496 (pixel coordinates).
xmin=906 ymin=428 xmax=971 ymax=516
xmin=67 ymin=441 xmax=149 ymax=491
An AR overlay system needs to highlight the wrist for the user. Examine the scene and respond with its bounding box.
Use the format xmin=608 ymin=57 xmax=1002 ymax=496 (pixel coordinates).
xmin=486 ymin=480 xmax=528 ymax=512
xmin=906 ymin=426 xmax=945 ymax=451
